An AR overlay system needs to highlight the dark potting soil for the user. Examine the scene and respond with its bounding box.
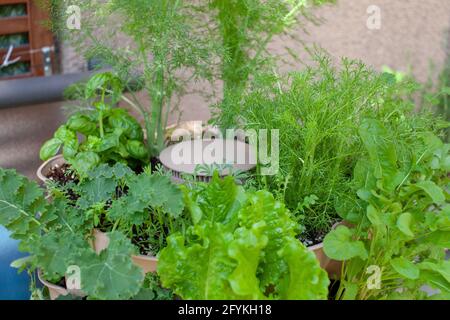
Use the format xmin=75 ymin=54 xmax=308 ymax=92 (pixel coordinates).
xmin=150 ymin=156 xmax=163 ymax=172
xmin=45 ymin=163 xmax=78 ymax=185
xmin=328 ymin=280 xmax=341 ymax=300
xmin=299 ymin=230 xmax=327 ymax=247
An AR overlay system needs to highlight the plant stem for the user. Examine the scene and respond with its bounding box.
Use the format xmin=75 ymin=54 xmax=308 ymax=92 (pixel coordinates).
xmin=99 ymin=89 xmax=106 ymax=138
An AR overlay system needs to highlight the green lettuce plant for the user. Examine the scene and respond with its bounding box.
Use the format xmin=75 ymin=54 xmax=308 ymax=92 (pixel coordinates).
xmin=323 ymin=119 xmax=450 ymax=300
xmin=40 ymin=72 xmax=148 ymax=177
xmin=158 ymin=173 xmax=329 ymax=300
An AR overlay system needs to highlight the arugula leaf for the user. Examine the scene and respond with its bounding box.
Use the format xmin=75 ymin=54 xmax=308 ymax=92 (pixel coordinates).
xmin=323 ymin=226 xmax=368 ymax=261
xmin=390 ymin=257 xmax=420 ymax=280
xmin=414 ymin=181 xmax=445 ymax=204
xmin=358 ymin=119 xmax=403 ymax=192
xmin=396 ymin=212 xmax=414 ymax=237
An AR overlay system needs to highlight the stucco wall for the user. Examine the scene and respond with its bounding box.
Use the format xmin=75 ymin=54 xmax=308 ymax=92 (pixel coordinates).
xmin=62 ymin=0 xmax=450 ymax=82
xmin=286 ymin=0 xmax=450 ymax=82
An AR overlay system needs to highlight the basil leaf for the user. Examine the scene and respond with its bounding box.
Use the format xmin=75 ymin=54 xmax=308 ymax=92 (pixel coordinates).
xmin=39 ymin=138 xmax=62 ymax=161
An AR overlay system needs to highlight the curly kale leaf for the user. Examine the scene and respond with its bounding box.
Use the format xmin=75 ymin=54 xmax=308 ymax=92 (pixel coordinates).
xmin=0 ymin=169 xmax=54 ymax=246
xmin=32 ymin=231 xmax=88 ymax=283
xmin=79 ymin=231 xmax=144 ymax=300
xmin=109 ymin=173 xmax=184 ymax=225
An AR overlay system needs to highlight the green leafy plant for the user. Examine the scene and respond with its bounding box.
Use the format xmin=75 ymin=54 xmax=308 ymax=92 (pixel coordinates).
xmin=207 ymin=0 xmax=335 ymax=128
xmin=47 ymin=0 xmax=216 ymax=158
xmin=51 ymin=162 xmax=186 ymax=256
xmin=158 ymin=173 xmax=329 ymax=300
xmin=40 ymin=72 xmax=148 ymax=177
xmin=323 ymin=119 xmax=450 ymax=300
xmin=0 ymin=163 xmax=186 ymax=299
xmin=231 ymin=54 xmax=443 ymax=237
xmin=0 ymin=167 xmax=143 ymax=299
xmin=133 ymin=274 xmax=174 ymax=300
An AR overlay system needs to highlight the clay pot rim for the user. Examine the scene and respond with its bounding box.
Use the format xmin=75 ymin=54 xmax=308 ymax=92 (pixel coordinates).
xmin=93 ymin=229 xmax=158 ymax=261
xmin=36 ymin=154 xmax=65 ymax=184
xmin=132 ymin=254 xmax=158 ymax=262
xmin=37 ymin=269 xmax=68 ymax=295
xmin=306 ymin=221 xmax=344 ymax=252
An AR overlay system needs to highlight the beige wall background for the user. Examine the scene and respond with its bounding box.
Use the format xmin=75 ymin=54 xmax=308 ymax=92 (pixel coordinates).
xmin=63 ymin=0 xmax=450 ymax=82
xmin=163 ymin=0 xmax=450 ymax=123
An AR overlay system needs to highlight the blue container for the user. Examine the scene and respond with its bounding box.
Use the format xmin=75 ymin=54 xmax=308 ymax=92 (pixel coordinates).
xmin=0 ymin=225 xmax=30 ymax=300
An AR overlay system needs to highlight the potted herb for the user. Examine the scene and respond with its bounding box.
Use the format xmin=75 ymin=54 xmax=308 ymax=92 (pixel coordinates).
xmin=45 ymin=162 xmax=186 ymax=276
xmin=48 ymin=0 xmax=217 ymax=160
xmin=0 ymin=168 xmax=145 ymax=300
xmin=38 ymin=72 xmax=148 ymax=183
xmin=324 ymin=119 xmax=450 ymax=299
xmin=158 ymin=173 xmax=330 ymax=299
xmin=226 ymin=56 xmax=443 ymax=272
xmin=207 ymin=0 xmax=335 ymax=129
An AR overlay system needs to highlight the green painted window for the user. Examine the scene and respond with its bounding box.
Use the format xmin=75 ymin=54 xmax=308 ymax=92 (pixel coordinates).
xmin=0 ymin=61 xmax=31 ymax=78
xmin=0 ymin=4 xmax=27 ymax=18
xmin=0 ymin=32 xmax=29 ymax=49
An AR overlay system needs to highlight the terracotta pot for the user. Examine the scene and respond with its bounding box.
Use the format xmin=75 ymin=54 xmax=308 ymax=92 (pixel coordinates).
xmin=308 ymin=243 xmax=342 ymax=279
xmin=37 ymin=269 xmax=86 ymax=300
xmin=37 ymin=270 xmax=69 ymax=300
xmin=92 ymin=229 xmax=158 ymax=274
xmin=131 ymin=255 xmax=158 ymax=273
xmin=36 ymin=154 xmax=65 ymax=184
xmin=307 ymin=221 xmax=348 ymax=279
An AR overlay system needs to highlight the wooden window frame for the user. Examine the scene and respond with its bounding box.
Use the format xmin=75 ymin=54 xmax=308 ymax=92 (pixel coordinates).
xmin=0 ymin=0 xmax=55 ymax=80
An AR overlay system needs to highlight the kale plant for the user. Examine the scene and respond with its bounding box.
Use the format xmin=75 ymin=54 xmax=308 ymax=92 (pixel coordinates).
xmin=0 ymin=163 xmax=186 ymax=299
